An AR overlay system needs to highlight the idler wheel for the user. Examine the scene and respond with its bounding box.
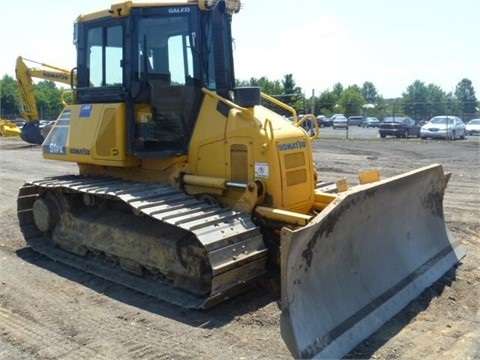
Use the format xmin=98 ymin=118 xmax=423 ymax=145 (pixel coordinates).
xmin=32 ymin=196 xmax=61 ymax=232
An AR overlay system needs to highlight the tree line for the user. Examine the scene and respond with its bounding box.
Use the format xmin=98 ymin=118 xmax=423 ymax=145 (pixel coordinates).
xmin=237 ymin=75 xmax=479 ymax=121
xmin=1 ymin=73 xmax=478 ymax=122
xmin=0 ymin=75 xmax=68 ymax=120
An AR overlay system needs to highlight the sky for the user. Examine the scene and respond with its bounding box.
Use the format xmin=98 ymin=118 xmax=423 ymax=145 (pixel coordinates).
xmin=1 ymin=0 xmax=479 ymax=99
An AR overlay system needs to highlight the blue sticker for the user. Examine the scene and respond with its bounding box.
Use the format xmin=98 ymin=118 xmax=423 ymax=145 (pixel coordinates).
xmin=79 ymin=105 xmax=93 ymax=117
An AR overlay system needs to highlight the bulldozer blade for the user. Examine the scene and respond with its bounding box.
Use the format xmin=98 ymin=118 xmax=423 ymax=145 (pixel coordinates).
xmin=280 ymin=164 xmax=465 ymax=359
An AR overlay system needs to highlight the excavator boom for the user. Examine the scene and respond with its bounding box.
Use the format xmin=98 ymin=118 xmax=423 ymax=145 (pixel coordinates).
xmin=15 ymin=56 xmax=75 ymax=144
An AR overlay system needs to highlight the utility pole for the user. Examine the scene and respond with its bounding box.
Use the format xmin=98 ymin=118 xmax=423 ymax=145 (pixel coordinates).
xmin=311 ymin=89 xmax=315 ymax=115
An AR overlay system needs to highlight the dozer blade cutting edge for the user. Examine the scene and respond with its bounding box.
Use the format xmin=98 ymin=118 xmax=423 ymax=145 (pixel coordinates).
xmin=280 ymin=164 xmax=465 ymax=359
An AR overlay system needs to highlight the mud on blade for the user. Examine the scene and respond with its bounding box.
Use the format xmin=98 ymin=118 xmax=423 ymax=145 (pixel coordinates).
xmin=280 ymin=164 xmax=465 ymax=359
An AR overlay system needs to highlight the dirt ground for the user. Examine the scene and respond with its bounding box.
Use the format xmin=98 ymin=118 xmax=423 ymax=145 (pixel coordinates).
xmin=0 ymin=133 xmax=479 ymax=360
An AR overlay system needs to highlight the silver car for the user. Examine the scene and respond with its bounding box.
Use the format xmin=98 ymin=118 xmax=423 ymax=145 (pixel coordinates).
xmin=420 ymin=116 xmax=466 ymax=140
xmin=331 ymin=114 xmax=348 ymax=129
xmin=465 ymin=118 xmax=480 ymax=136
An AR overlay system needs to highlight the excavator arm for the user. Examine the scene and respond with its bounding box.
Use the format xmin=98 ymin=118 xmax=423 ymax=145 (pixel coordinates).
xmin=15 ymin=56 xmax=75 ymax=144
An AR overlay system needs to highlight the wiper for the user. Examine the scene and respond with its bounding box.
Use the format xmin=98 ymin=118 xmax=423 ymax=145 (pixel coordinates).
xmin=142 ymin=34 xmax=149 ymax=82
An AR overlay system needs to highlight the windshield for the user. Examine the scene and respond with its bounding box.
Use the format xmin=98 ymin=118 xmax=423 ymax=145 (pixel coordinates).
xmin=137 ymin=16 xmax=195 ymax=86
xmin=431 ymin=117 xmax=454 ymax=125
xmin=384 ymin=117 xmax=404 ymax=123
xmin=86 ymin=25 xmax=123 ymax=87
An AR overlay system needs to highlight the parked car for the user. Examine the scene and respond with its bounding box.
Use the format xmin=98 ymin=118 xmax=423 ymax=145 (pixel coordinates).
xmin=378 ymin=116 xmax=422 ymax=138
xmin=10 ymin=118 xmax=26 ymax=128
xmin=331 ymin=114 xmax=348 ymax=129
xmin=361 ymin=117 xmax=380 ymax=128
xmin=465 ymin=118 xmax=480 ymax=136
xmin=420 ymin=116 xmax=466 ymax=140
xmin=347 ymin=116 xmax=364 ymax=126
xmin=40 ymin=120 xmax=56 ymax=138
xmin=316 ymin=115 xmax=331 ymax=127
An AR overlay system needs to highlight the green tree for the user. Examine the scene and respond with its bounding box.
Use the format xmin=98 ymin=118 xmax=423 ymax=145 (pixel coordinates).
xmin=240 ymin=76 xmax=292 ymax=115
xmin=338 ymin=86 xmax=364 ymax=117
xmin=426 ymin=84 xmax=447 ymax=120
xmin=385 ymin=99 xmax=403 ymax=118
xmin=0 ymin=75 xmax=69 ymax=119
xmin=316 ymin=90 xmax=338 ymax=116
xmin=281 ymin=74 xmax=303 ymax=112
xmin=444 ymin=91 xmax=460 ymax=116
xmin=235 ymin=79 xmax=250 ymax=88
xmin=258 ymin=77 xmax=283 ymax=96
xmin=0 ymin=75 xmax=20 ymax=117
xmin=331 ymin=83 xmax=343 ymax=99
xmin=361 ymin=81 xmax=378 ymax=104
xmin=455 ymin=78 xmax=478 ymax=120
xmin=238 ymin=77 xmax=284 ymax=95
xmin=372 ymin=95 xmax=389 ymax=119
xmin=401 ymin=80 xmax=429 ymax=120
xmin=233 ymin=75 xmax=479 ymax=120
xmin=282 ymin=74 xmax=299 ymax=95
xmin=349 ymin=84 xmax=362 ymax=93
xmin=35 ymin=80 xmax=65 ymax=119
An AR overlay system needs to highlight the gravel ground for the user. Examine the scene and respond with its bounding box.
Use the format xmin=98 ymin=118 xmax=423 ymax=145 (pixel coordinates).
xmin=1 ymin=133 xmax=479 ymax=359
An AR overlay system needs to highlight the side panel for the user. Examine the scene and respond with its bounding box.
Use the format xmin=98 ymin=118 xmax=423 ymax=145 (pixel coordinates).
xmin=189 ymin=95 xmax=316 ymax=213
xmin=277 ymin=139 xmax=315 ymax=211
xmin=280 ymin=164 xmax=466 ymax=359
xmin=43 ymin=104 xmax=140 ymax=167
xmin=189 ymin=95 xmax=230 ymax=176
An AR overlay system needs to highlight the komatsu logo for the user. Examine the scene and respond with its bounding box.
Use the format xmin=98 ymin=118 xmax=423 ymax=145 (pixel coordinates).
xmin=278 ymin=140 xmax=306 ymax=152
xmin=168 ymin=7 xmax=190 ymax=13
xmin=42 ymin=72 xmax=68 ymax=81
xmin=69 ymin=148 xmax=91 ymax=155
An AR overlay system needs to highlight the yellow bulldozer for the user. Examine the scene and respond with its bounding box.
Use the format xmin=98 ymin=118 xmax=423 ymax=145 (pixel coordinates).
xmin=16 ymin=1 xmax=465 ymax=358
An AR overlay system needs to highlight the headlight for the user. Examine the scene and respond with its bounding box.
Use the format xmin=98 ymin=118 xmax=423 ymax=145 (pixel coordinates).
xmin=197 ymin=0 xmax=242 ymax=14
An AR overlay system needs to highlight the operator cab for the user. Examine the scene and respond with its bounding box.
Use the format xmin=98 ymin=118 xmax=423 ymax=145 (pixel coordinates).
xmin=73 ymin=2 xmax=236 ymax=157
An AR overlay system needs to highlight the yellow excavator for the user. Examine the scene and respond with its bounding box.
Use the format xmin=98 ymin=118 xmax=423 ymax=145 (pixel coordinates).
xmin=15 ymin=56 xmax=75 ymax=144
xmin=0 ymin=119 xmax=22 ymax=137
xmin=16 ymin=1 xmax=465 ymax=358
